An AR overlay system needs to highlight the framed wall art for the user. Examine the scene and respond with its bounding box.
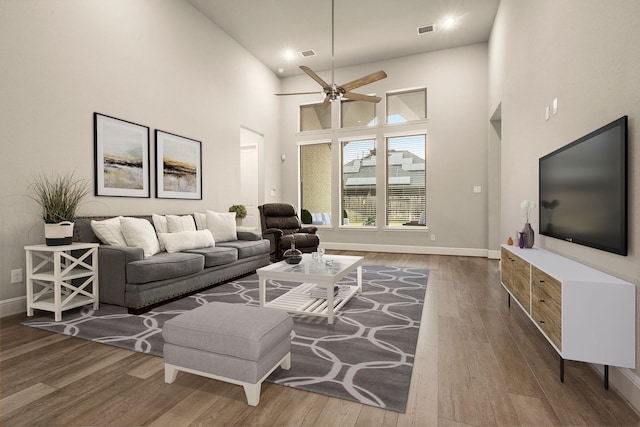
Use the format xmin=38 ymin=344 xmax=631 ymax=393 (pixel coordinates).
xmin=155 ymin=130 xmax=202 ymax=200
xmin=94 ymin=113 xmax=150 ymax=198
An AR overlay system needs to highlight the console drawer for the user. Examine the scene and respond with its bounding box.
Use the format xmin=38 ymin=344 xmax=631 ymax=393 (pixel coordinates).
xmin=531 ymin=266 xmax=562 ymax=350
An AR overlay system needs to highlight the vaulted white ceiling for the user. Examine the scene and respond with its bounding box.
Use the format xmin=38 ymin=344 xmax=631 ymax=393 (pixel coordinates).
xmin=187 ymin=0 xmax=500 ymax=77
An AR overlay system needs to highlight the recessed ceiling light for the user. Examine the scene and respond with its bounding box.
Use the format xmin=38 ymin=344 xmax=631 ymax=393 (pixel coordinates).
xmin=283 ymin=49 xmax=295 ymax=61
xmin=278 ymin=68 xmax=285 ymax=74
xmin=441 ymin=16 xmax=456 ymax=29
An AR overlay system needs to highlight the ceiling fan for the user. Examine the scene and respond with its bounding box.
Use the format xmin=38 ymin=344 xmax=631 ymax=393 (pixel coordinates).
xmin=275 ymin=0 xmax=387 ymax=109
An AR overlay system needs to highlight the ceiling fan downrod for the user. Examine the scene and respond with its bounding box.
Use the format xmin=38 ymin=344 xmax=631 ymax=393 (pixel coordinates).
xmin=274 ymin=0 xmax=387 ymax=106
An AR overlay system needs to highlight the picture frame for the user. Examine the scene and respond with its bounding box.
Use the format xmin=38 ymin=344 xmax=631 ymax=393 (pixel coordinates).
xmin=94 ymin=113 xmax=150 ymax=198
xmin=155 ymin=130 xmax=202 ymax=200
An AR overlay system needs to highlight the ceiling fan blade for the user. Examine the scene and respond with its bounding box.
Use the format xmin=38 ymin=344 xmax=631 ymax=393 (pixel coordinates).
xmin=340 ymin=70 xmax=387 ymax=92
xmin=343 ymin=92 xmax=382 ymax=103
xmin=300 ymin=66 xmax=331 ymax=90
xmin=320 ymin=96 xmax=331 ymax=110
xmin=275 ymin=91 xmax=322 ymax=96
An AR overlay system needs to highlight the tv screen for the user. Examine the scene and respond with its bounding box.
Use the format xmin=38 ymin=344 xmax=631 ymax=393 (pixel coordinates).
xmin=539 ymin=116 xmax=628 ymax=256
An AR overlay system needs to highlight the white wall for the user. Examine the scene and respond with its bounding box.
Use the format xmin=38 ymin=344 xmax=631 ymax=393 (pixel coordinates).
xmin=489 ymin=0 xmax=640 ymax=404
xmin=279 ymin=43 xmax=492 ymax=255
xmin=0 ymin=0 xmax=282 ymax=312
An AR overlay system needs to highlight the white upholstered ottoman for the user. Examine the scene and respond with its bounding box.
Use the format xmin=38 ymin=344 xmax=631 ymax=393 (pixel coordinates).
xmin=162 ymin=302 xmax=293 ymax=406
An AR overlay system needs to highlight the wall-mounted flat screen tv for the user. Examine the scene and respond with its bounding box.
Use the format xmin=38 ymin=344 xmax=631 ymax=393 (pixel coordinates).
xmin=539 ymin=116 xmax=628 ymax=256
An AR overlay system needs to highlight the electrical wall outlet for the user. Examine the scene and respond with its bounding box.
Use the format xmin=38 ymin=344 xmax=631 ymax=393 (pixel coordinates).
xmin=430 ymin=234 xmax=436 ymax=241
xmin=11 ymin=269 xmax=23 ymax=284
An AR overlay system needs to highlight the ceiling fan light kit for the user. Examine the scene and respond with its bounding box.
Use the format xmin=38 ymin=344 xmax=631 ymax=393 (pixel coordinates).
xmin=275 ymin=0 xmax=387 ymax=109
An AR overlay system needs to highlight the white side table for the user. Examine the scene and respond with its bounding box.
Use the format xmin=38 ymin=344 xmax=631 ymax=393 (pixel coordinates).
xmin=24 ymin=243 xmax=99 ymax=321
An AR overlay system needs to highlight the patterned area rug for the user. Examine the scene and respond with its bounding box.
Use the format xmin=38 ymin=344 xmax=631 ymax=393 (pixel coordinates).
xmin=23 ymin=265 xmax=428 ymax=413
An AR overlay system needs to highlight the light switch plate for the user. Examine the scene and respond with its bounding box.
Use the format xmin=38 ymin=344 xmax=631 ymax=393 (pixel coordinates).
xmin=11 ymin=269 xmax=22 ymax=284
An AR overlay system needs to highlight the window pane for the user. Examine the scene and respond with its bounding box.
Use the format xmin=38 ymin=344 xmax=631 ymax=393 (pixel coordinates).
xmin=386 ymin=134 xmax=426 ymax=226
xmin=300 ymin=103 xmax=331 ymax=132
xmin=387 ymin=89 xmax=427 ymax=124
xmin=300 ymin=143 xmax=332 ymax=225
xmin=342 ymin=139 xmax=376 ymax=226
xmin=341 ymin=100 xmax=376 ymax=128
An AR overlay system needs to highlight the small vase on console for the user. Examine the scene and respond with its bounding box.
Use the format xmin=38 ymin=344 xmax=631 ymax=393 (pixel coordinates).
xmin=522 ymin=223 xmax=534 ymax=248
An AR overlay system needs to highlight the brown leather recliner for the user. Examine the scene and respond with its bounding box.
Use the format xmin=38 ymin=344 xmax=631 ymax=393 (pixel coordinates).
xmin=258 ymin=203 xmax=320 ymax=262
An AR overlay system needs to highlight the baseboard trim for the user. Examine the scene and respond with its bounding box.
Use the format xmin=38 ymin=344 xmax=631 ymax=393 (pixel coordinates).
xmin=321 ymin=242 xmax=492 ymax=258
xmin=487 ymin=249 xmax=501 ymax=259
xmin=591 ymin=364 xmax=640 ymax=415
xmin=0 ymin=296 xmax=26 ymax=318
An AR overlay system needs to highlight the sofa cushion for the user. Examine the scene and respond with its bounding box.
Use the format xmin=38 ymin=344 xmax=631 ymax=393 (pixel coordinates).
xmin=167 ymin=215 xmax=197 ymax=232
xmin=158 ymin=230 xmax=214 ymax=253
xmin=91 ymin=216 xmax=127 ymax=247
xmin=152 ymin=214 xmax=169 ymax=233
xmin=217 ymin=239 xmax=270 ymax=259
xmin=205 ymin=210 xmax=237 ymax=242
xmin=127 ymin=252 xmax=204 ymax=284
xmin=120 ymin=217 xmax=161 ymax=257
xmin=186 ymin=246 xmax=237 ymax=267
xmin=194 ymin=212 xmax=207 ymax=230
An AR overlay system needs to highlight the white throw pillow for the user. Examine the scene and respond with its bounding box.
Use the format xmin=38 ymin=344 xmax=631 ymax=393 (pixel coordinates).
xmin=167 ymin=215 xmax=196 ymax=233
xmin=120 ymin=217 xmax=161 ymax=257
xmin=151 ymin=214 xmax=169 ymax=251
xmin=91 ymin=216 xmax=127 ymax=246
xmin=194 ymin=212 xmax=207 ymax=230
xmin=205 ymin=210 xmax=237 ymax=243
xmin=152 ymin=214 xmax=168 ymax=234
xmin=158 ymin=230 xmax=215 ymax=253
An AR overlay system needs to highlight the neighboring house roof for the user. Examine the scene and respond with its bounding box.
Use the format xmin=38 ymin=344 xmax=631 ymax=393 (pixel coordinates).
xmin=343 ymin=150 xmax=425 ymax=190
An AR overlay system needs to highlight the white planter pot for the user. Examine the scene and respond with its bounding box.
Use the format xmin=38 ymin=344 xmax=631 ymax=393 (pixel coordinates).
xmin=45 ymin=221 xmax=74 ymax=246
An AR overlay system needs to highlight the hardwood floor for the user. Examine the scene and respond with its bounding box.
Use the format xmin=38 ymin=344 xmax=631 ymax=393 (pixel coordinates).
xmin=1 ymin=251 xmax=638 ymax=426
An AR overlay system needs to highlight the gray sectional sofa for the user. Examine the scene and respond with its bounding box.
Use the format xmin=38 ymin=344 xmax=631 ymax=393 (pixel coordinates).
xmin=73 ymin=215 xmax=271 ymax=314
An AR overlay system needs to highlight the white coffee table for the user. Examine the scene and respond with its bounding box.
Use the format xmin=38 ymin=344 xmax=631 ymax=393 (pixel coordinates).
xmin=257 ymin=254 xmax=363 ymax=324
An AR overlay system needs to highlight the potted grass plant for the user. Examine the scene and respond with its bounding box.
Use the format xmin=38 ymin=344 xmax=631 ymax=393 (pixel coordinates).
xmin=30 ymin=171 xmax=91 ymax=246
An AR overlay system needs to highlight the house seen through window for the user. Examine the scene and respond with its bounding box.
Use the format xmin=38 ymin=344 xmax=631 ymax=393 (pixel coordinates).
xmin=342 ymin=139 xmax=377 ymax=226
xmin=386 ymin=134 xmax=426 ymax=226
xmin=297 ymin=87 xmax=428 ymax=228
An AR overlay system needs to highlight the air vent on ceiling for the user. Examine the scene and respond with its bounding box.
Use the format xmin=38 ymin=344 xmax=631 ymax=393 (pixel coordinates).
xmin=417 ymin=25 xmax=434 ymax=35
xmin=300 ymin=49 xmax=317 ymax=58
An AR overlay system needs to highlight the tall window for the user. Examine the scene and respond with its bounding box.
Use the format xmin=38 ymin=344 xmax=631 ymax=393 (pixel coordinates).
xmin=342 ymin=138 xmax=376 ymax=226
xmin=386 ymin=134 xmax=426 ymax=226
xmin=299 ymin=142 xmax=332 ymax=225
xmin=387 ymin=88 xmax=427 ymax=124
xmin=341 ymin=99 xmax=376 ymax=128
xmin=300 ymin=103 xmax=331 ymax=132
